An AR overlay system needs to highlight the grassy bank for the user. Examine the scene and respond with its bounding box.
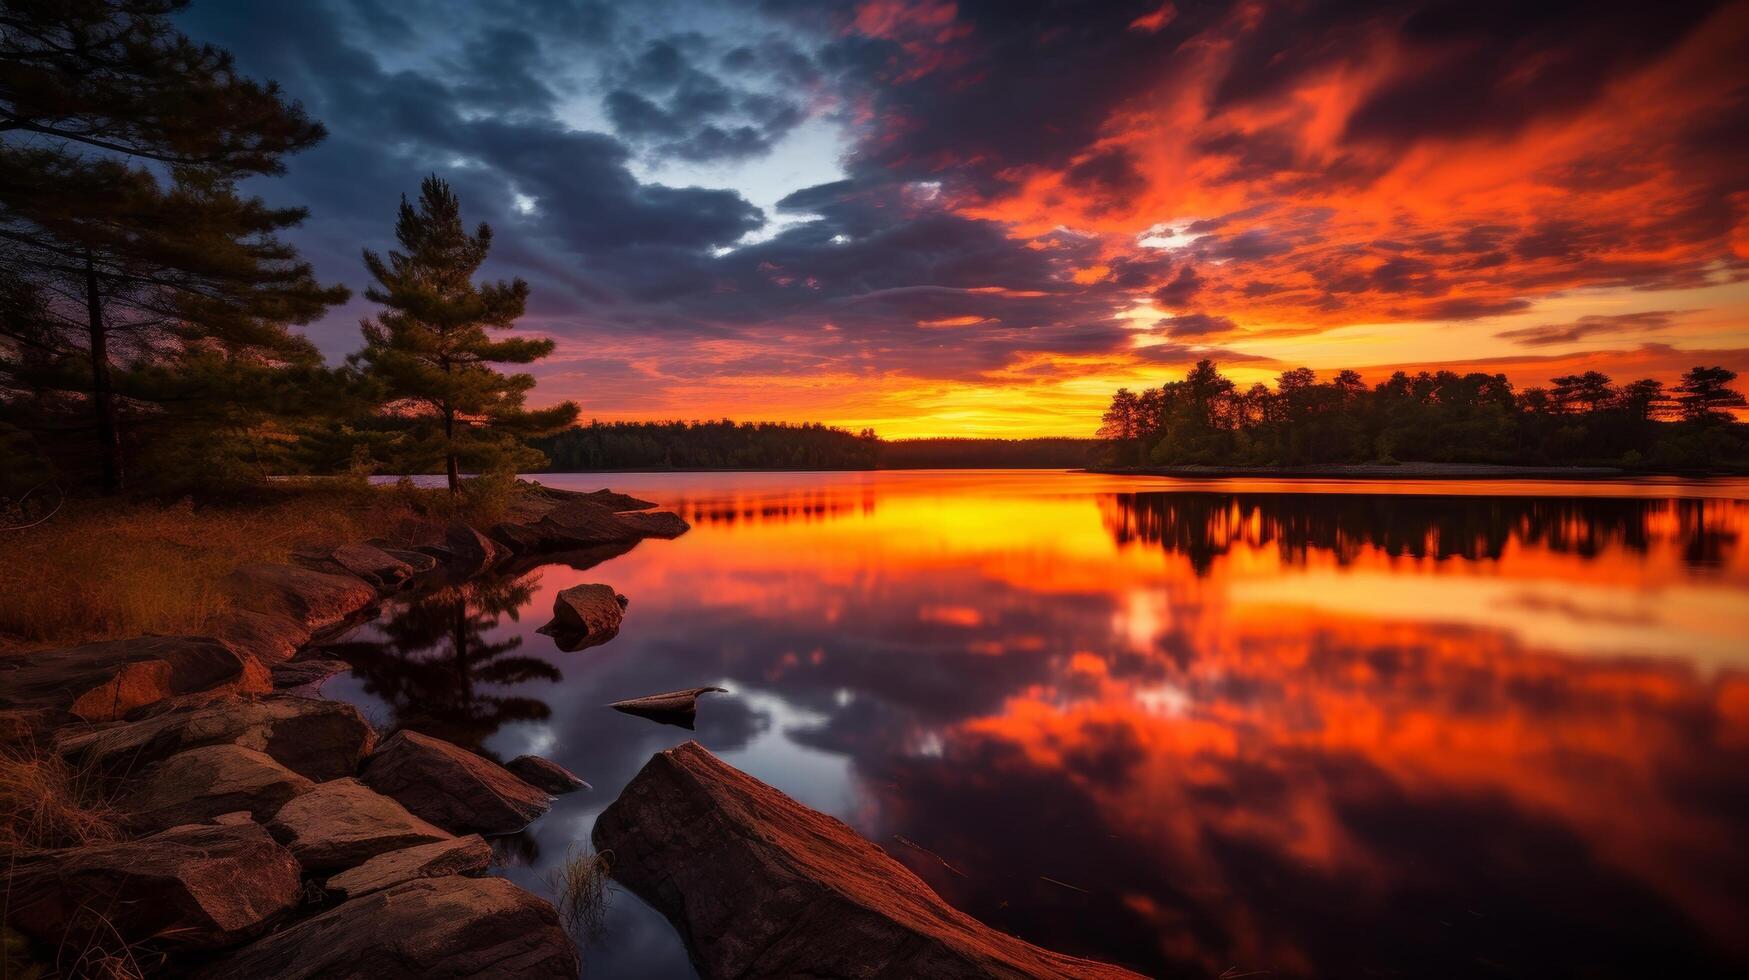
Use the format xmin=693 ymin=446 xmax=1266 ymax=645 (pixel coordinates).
xmin=0 ymin=479 xmax=506 ymax=654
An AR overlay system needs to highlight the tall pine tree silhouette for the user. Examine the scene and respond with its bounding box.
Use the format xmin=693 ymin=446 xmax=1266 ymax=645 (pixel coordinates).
xmin=355 ymin=176 xmax=578 ymax=492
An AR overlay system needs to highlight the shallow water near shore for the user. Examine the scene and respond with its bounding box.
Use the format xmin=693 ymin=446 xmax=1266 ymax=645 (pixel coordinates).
xmin=326 ymin=470 xmax=1749 ymax=978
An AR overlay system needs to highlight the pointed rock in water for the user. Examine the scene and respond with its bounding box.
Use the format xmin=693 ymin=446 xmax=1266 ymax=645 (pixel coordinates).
xmin=267 ymin=776 xmax=453 ymax=871
xmin=444 ymin=520 xmax=506 ymax=568
xmin=361 ymin=730 xmax=552 ymax=835
xmin=609 ymin=686 xmax=727 ymax=729
xmin=537 ymin=583 xmax=626 ymax=650
xmin=55 ymin=694 xmax=377 ymax=781
xmin=596 ymin=742 xmax=1147 ymax=979
xmin=1 ymin=635 xmax=270 ymax=722
xmin=7 ymin=822 xmax=300 ymax=952
xmin=269 ymin=656 xmax=351 ymax=691
xmin=324 ymin=834 xmax=493 ymax=900
xmin=506 ymin=754 xmax=590 ymax=793
xmin=122 ymin=743 xmax=314 ymax=833
xmin=192 ymin=875 xmax=577 ymax=980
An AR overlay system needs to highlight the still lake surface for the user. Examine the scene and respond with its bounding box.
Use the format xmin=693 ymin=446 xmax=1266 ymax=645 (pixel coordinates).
xmin=328 ymin=471 xmax=1749 ymax=978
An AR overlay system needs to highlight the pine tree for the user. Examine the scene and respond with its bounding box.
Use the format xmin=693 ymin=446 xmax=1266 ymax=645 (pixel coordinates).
xmin=354 ymin=176 xmax=579 ymax=493
xmin=0 ymin=0 xmax=345 ymax=492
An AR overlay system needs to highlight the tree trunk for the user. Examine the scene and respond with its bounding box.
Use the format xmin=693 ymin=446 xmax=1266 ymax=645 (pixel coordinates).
xmin=85 ymin=254 xmax=123 ymax=494
xmin=444 ymin=407 xmax=460 ymax=495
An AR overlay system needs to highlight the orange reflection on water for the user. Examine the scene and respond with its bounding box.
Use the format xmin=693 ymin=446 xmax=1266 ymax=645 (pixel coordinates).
xmin=373 ymin=471 xmax=1749 ymax=977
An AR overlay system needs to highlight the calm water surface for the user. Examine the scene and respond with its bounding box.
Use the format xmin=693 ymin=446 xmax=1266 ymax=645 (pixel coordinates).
xmin=326 ymin=471 xmax=1749 ymax=978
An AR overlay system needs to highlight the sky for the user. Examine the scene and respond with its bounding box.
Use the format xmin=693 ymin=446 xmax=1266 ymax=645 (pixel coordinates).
xmin=179 ymin=0 xmax=1749 ymax=438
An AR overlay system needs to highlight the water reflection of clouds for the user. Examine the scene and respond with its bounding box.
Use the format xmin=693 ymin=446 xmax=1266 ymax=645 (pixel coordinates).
xmin=327 ymin=474 xmax=1749 ymax=979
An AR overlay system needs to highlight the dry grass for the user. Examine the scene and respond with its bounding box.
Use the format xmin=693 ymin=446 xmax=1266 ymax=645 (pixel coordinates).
xmin=547 ymin=844 xmax=612 ymax=945
xmin=0 ymin=746 xmax=122 ymax=853
xmin=0 ymin=479 xmax=479 ymax=653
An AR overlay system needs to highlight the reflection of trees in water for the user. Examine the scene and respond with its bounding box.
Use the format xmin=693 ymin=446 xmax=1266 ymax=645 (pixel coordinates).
xmin=675 ymin=492 xmax=872 ymax=526
xmin=1101 ymin=493 xmax=1743 ymax=574
xmin=324 ymin=571 xmax=557 ymax=758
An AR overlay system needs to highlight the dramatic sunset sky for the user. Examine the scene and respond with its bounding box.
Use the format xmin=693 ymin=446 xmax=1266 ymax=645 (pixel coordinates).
xmin=183 ymin=0 xmax=1749 ymax=437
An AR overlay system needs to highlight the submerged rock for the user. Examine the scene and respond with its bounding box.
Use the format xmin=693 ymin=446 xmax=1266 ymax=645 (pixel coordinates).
xmin=57 ymin=694 xmax=377 ymax=780
xmin=123 ymin=743 xmax=314 ymax=833
xmin=192 ymin=875 xmax=577 ymax=980
xmin=267 ymin=776 xmax=452 ymax=871
xmin=596 ymin=742 xmax=1147 ymax=980
xmin=230 ymin=563 xmax=378 ymax=632
xmin=505 ymin=754 xmax=589 ymax=793
xmin=609 ymin=686 xmax=727 ymax=729
xmin=7 ymin=822 xmax=300 ymax=952
xmin=324 ymin=834 xmax=493 ymax=900
xmin=361 ymin=730 xmax=551 ymax=834
xmin=1 ymin=635 xmax=269 ymax=722
xmin=536 ymin=583 xmax=625 ymax=650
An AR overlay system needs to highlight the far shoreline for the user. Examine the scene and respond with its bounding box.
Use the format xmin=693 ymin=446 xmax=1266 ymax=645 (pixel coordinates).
xmin=1085 ymin=462 xmax=1745 ymax=480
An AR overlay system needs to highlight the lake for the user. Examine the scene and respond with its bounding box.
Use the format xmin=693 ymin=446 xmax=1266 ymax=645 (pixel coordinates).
xmin=327 ymin=471 xmax=1749 ymax=978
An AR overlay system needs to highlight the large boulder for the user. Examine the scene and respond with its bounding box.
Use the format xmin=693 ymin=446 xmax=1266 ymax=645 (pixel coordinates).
xmin=324 ymin=834 xmax=493 ymax=900
xmin=0 ymin=635 xmax=269 ymax=722
xmin=505 ymin=755 xmax=589 ymax=794
xmin=267 ymin=776 xmax=452 ymax=871
xmin=595 ymin=742 xmax=1147 ymax=980
xmin=361 ymin=730 xmax=551 ymax=835
xmin=56 ymin=694 xmax=377 ymax=780
xmin=122 ymin=744 xmax=314 ymax=833
xmin=193 ymin=876 xmax=577 ymax=980
xmin=536 ymin=583 xmax=625 ymax=650
xmin=7 ymin=822 xmax=300 ymax=952
xmin=230 ymin=563 xmax=378 ymax=632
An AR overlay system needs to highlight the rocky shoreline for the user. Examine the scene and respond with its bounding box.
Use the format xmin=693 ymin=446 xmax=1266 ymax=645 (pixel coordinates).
xmin=2 ymin=481 xmax=1145 ymax=979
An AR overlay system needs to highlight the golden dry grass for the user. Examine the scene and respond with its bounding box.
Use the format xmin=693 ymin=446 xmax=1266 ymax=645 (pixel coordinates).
xmin=0 ymin=746 xmax=121 ymax=853
xmin=0 ymin=479 xmax=473 ymax=653
xmin=547 ymin=844 xmax=612 ymax=945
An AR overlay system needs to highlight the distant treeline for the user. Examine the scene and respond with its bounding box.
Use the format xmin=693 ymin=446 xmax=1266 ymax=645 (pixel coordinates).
xmin=878 ymin=437 xmax=1098 ymax=469
xmin=1099 ymin=361 xmax=1748 ymax=470
xmin=530 ymin=422 xmax=1100 ymax=471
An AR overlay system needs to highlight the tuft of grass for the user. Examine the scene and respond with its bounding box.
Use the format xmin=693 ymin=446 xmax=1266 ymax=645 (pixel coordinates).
xmin=0 ymin=746 xmax=122 ymax=853
xmin=547 ymin=844 xmax=612 ymax=946
xmin=0 ymin=479 xmax=508 ymax=653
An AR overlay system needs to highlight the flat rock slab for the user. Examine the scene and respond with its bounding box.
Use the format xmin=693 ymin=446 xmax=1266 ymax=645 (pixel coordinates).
xmin=0 ymin=635 xmax=269 ymax=722
xmin=7 ymin=822 xmax=300 ymax=952
xmin=230 ymin=563 xmax=378 ymax=632
xmin=506 ymin=755 xmax=590 ymax=793
xmin=609 ymin=686 xmax=727 ymax=729
xmin=214 ymin=610 xmax=312 ymax=665
xmin=615 ymin=509 xmax=690 ymax=538
xmin=300 ymin=543 xmax=416 ymax=589
xmin=193 ymin=875 xmax=577 ymax=980
xmin=270 ymin=656 xmax=351 ymax=691
xmin=324 ymin=834 xmax=493 ymax=900
xmin=536 ymin=583 xmax=625 ymax=651
xmin=595 ymin=742 xmax=1147 ymax=980
xmin=123 ymin=743 xmax=315 ymax=833
xmin=267 ymin=776 xmax=452 ymax=871
xmin=57 ymin=694 xmax=377 ymax=781
xmin=361 ymin=730 xmax=551 ymax=835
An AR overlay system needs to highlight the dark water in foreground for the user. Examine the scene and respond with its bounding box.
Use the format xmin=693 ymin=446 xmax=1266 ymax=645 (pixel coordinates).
xmin=326 ymin=471 xmax=1749 ymax=978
